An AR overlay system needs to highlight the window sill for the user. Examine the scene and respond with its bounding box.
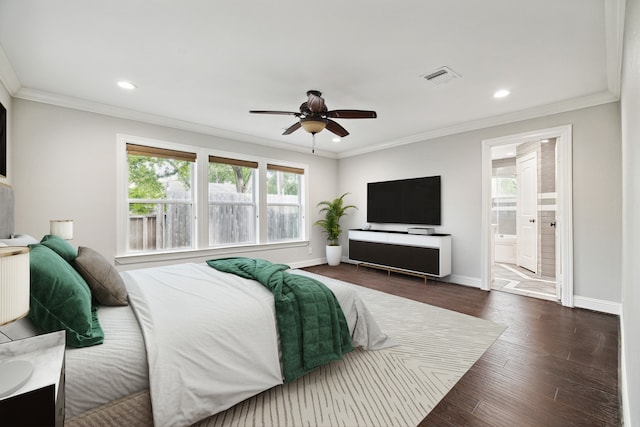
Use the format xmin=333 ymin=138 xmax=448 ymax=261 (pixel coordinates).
xmin=114 ymin=240 xmax=310 ymax=267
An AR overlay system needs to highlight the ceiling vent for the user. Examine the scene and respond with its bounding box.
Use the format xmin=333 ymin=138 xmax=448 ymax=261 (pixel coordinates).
xmin=422 ymin=66 xmax=461 ymax=85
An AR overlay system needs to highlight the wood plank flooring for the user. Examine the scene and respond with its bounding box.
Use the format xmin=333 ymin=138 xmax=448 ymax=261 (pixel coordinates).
xmin=302 ymin=263 xmax=620 ymax=427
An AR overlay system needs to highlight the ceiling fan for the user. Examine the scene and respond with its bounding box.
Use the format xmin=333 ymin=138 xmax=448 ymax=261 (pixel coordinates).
xmin=250 ymin=90 xmax=377 ymax=152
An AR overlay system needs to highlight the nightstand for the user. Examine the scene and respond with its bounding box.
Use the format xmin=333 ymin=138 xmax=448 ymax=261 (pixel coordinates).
xmin=0 ymin=329 xmax=66 ymax=427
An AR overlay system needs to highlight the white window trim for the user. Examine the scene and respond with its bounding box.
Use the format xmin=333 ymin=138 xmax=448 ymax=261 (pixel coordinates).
xmin=116 ymin=134 xmax=309 ymax=265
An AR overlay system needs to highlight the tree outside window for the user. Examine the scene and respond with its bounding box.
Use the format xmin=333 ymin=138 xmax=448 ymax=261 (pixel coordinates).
xmin=127 ymin=145 xmax=195 ymax=252
xmin=208 ymin=157 xmax=257 ymax=246
xmin=119 ymin=138 xmax=308 ymax=256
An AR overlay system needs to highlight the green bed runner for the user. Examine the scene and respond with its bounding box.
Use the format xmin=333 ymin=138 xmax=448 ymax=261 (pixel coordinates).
xmin=206 ymin=257 xmax=353 ymax=382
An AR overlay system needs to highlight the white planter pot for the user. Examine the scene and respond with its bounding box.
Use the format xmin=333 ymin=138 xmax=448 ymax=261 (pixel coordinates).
xmin=325 ymin=245 xmax=342 ymax=266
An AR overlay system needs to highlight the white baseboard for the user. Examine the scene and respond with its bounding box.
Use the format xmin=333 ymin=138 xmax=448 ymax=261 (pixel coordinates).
xmin=446 ymin=274 xmax=482 ymax=288
xmin=288 ymin=258 xmax=327 ymax=269
xmin=573 ymin=295 xmax=621 ymax=315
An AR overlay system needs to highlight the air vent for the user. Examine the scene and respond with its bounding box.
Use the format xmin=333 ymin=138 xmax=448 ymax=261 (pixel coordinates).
xmin=422 ymin=66 xmax=461 ymax=85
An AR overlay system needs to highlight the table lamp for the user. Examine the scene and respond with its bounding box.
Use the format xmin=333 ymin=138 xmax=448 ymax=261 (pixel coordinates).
xmin=49 ymin=219 xmax=73 ymax=240
xmin=0 ymin=246 xmax=33 ymax=398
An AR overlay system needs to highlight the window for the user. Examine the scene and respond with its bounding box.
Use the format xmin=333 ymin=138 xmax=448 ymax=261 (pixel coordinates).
xmin=492 ymin=166 xmax=517 ymax=235
xmin=117 ymin=135 xmax=308 ymax=259
xmin=126 ymin=144 xmax=195 ymax=252
xmin=208 ymin=156 xmax=258 ymax=246
xmin=267 ymin=164 xmax=303 ymax=242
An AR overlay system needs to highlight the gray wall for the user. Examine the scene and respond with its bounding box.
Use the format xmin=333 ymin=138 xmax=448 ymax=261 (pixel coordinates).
xmin=9 ymin=93 xmax=623 ymax=306
xmin=620 ymin=0 xmax=640 ymax=423
xmin=10 ymin=99 xmax=339 ymax=268
xmin=338 ymin=102 xmax=622 ymax=304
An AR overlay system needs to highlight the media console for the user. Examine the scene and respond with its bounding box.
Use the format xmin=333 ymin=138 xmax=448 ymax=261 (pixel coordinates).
xmin=348 ymin=230 xmax=451 ymax=282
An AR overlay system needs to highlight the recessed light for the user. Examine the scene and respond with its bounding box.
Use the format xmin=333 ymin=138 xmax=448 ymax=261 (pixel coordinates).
xmin=493 ymin=89 xmax=510 ymax=98
xmin=117 ymin=81 xmax=137 ymax=90
xmin=332 ymin=137 xmax=341 ymax=143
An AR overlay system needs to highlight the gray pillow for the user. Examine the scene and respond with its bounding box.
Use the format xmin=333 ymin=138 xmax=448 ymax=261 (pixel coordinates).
xmin=73 ymin=246 xmax=128 ymax=306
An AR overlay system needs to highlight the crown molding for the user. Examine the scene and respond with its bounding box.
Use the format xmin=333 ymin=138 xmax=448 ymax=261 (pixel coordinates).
xmin=10 ymin=84 xmax=618 ymax=162
xmin=14 ymin=87 xmax=339 ymax=159
xmin=338 ymin=90 xmax=619 ymax=159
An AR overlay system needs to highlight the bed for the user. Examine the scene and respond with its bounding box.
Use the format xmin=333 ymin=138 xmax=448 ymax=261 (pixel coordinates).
xmin=63 ymin=262 xmax=392 ymax=427
xmin=0 ymin=186 xmax=392 ymax=426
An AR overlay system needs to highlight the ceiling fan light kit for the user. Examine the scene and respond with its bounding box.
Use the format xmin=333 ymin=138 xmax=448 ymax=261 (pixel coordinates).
xmin=300 ymin=119 xmax=327 ymax=134
xmin=250 ymin=90 xmax=377 ymax=152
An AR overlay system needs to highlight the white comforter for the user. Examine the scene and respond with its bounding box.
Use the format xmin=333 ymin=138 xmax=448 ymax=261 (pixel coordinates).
xmin=123 ymin=263 xmax=393 ymax=427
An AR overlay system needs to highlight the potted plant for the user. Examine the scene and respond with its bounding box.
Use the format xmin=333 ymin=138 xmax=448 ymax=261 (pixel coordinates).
xmin=314 ymin=193 xmax=357 ymax=266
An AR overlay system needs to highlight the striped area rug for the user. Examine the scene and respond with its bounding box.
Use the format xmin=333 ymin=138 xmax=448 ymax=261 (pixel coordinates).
xmin=195 ymin=280 xmax=505 ymax=427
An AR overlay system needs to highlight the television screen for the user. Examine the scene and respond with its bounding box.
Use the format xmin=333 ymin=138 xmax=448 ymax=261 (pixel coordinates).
xmin=367 ymin=176 xmax=441 ymax=225
xmin=0 ymin=102 xmax=5 ymax=178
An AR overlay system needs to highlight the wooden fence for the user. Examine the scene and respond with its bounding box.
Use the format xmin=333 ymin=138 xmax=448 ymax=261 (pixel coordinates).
xmin=128 ymin=199 xmax=300 ymax=251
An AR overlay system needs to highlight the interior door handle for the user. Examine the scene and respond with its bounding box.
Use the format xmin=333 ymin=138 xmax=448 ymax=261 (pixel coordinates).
xmin=529 ymin=219 xmax=535 ymax=223
xmin=550 ymin=222 xmax=556 ymax=227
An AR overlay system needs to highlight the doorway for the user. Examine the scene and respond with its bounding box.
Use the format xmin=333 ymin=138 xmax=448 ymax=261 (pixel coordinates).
xmin=490 ymin=141 xmax=555 ymax=300
xmin=480 ymin=125 xmax=574 ymax=307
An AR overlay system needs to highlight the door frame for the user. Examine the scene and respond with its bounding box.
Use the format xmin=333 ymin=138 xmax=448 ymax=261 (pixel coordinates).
xmin=480 ymin=125 xmax=574 ymax=307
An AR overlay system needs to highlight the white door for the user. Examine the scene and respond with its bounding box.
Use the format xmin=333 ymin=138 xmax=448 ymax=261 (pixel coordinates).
xmin=517 ymin=151 xmax=537 ymax=273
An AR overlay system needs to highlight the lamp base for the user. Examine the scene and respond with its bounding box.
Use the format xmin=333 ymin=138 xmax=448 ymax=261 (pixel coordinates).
xmin=0 ymin=360 xmax=33 ymax=398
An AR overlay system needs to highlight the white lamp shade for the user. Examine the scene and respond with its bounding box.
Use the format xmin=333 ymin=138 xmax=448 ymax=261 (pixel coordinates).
xmin=0 ymin=247 xmax=30 ymax=326
xmin=50 ymin=219 xmax=74 ymax=240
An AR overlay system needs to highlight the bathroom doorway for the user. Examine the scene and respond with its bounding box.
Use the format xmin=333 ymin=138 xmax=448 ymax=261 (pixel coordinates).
xmin=480 ymin=125 xmax=574 ymax=307
xmin=490 ymin=140 xmax=556 ymax=300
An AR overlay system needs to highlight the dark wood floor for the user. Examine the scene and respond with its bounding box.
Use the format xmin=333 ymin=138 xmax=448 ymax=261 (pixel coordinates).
xmin=302 ymin=263 xmax=620 ymax=427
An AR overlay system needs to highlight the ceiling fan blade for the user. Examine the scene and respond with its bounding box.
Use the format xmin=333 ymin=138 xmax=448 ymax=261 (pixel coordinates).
xmin=326 ymin=119 xmax=349 ymax=137
xmin=250 ymin=110 xmax=300 ymax=116
xmin=326 ymin=109 xmax=377 ymax=119
xmin=282 ymin=121 xmax=302 ymax=135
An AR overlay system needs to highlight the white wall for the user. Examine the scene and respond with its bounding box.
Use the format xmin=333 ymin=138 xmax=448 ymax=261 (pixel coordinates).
xmin=9 ymin=89 xmax=623 ymax=307
xmin=11 ymin=99 xmax=339 ymax=268
xmin=338 ymin=102 xmax=622 ymax=304
xmin=620 ymin=0 xmax=640 ymax=423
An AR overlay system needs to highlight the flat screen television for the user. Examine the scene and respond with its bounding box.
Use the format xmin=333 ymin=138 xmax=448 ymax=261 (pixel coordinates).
xmin=367 ymin=176 xmax=441 ymax=225
xmin=0 ymin=101 xmax=6 ymax=178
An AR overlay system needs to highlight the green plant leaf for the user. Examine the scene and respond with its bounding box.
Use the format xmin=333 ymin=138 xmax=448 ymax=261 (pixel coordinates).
xmin=314 ymin=193 xmax=357 ymax=245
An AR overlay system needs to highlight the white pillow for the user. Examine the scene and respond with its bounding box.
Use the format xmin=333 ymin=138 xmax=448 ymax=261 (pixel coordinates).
xmin=0 ymin=234 xmax=39 ymax=246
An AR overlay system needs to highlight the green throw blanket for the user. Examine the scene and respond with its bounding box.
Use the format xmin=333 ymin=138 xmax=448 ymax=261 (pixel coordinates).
xmin=206 ymin=257 xmax=353 ymax=382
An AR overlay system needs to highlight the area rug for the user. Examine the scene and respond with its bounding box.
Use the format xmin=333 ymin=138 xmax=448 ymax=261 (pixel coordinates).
xmin=194 ymin=273 xmax=506 ymax=427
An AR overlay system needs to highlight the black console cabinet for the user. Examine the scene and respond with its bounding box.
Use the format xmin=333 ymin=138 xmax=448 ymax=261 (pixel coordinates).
xmin=348 ymin=230 xmax=451 ymax=278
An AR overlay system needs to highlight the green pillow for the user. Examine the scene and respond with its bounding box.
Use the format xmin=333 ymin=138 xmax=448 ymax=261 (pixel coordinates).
xmin=28 ymin=244 xmax=104 ymax=347
xmin=40 ymin=234 xmax=78 ymax=263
